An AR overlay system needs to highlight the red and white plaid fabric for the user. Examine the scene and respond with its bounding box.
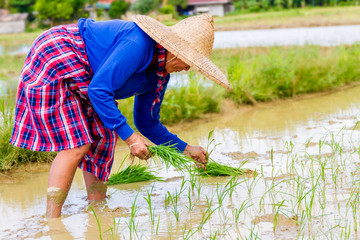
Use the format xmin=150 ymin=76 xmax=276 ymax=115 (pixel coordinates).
xmin=10 ymin=24 xmax=117 ymax=181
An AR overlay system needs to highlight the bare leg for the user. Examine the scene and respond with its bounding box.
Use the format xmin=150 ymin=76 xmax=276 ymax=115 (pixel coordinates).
xmin=83 ymin=170 xmax=107 ymax=200
xmin=46 ymin=144 xmax=91 ymax=218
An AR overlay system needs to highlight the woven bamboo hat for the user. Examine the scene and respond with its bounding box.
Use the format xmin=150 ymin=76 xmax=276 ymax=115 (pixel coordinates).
xmin=132 ymin=14 xmax=232 ymax=91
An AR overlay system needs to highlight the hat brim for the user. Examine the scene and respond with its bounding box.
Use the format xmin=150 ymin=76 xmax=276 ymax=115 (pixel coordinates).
xmin=132 ymin=15 xmax=232 ymax=91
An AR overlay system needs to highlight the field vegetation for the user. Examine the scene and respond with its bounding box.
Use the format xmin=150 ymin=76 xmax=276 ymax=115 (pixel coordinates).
xmin=86 ymin=122 xmax=360 ymax=239
xmin=214 ymin=6 xmax=360 ymax=30
xmin=1 ymin=9 xmax=360 ymax=170
xmin=2 ymin=42 xmax=360 ymax=170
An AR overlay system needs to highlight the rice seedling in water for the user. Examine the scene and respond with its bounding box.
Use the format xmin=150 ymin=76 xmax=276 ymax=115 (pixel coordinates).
xmin=166 ymin=190 xmax=181 ymax=222
xmin=143 ymin=185 xmax=155 ymax=227
xmin=89 ymin=206 xmax=103 ymax=240
xmin=104 ymin=217 xmax=121 ymax=240
xmin=107 ymin=164 xmax=161 ymax=185
xmin=198 ymin=131 xmax=248 ymax=177
xmin=196 ymin=160 xmax=248 ymax=177
xmin=182 ymin=226 xmax=198 ymax=240
xmin=148 ymin=144 xmax=194 ymax=172
xmin=127 ymin=193 xmax=139 ymax=240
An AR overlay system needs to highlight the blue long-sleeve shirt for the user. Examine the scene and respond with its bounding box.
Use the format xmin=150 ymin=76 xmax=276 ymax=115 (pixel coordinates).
xmin=78 ymin=18 xmax=187 ymax=152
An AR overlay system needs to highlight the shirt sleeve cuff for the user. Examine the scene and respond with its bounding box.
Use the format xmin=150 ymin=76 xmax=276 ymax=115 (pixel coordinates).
xmin=171 ymin=138 xmax=188 ymax=153
xmin=115 ymin=123 xmax=135 ymax=141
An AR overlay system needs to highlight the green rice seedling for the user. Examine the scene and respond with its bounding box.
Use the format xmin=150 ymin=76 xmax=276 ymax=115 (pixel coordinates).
xmin=346 ymin=187 xmax=360 ymax=234
xmin=199 ymin=130 xmax=248 ymax=177
xmin=225 ymin=176 xmax=242 ymax=198
xmin=205 ymin=130 xmax=220 ymax=159
xmin=107 ymin=164 xmax=161 ymax=185
xmin=196 ymin=160 xmax=248 ymax=177
xmin=195 ymin=179 xmax=202 ymax=198
xmin=104 ymin=217 xmax=121 ymax=240
xmin=148 ymin=144 xmax=194 ymax=172
xmin=273 ymin=200 xmax=285 ymax=232
xmin=189 ymin=173 xmax=199 ymax=192
xmin=143 ymin=185 xmax=155 ymax=227
xmin=245 ymin=171 xmax=260 ymax=197
xmin=341 ymin=220 xmax=351 ymax=240
xmin=182 ymin=226 xmax=198 ymax=240
xmin=127 ymin=193 xmax=139 ymax=240
xmin=233 ymin=199 xmax=253 ymax=223
xmin=186 ymin=188 xmax=194 ymax=211
xmin=179 ymin=177 xmax=187 ymax=195
xmin=167 ymin=190 xmax=181 ymax=222
xmin=216 ymin=183 xmax=229 ymax=206
xmin=199 ymin=205 xmax=219 ymax=230
xmin=155 ymin=214 xmax=161 ymax=235
xmin=89 ymin=206 xmax=103 ymax=240
xmin=296 ymin=210 xmax=307 ymax=240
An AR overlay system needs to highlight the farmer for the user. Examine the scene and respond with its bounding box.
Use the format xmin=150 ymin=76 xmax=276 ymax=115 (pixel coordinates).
xmin=10 ymin=14 xmax=232 ymax=218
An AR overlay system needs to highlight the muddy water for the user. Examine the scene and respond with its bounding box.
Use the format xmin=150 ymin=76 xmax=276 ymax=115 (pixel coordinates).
xmin=2 ymin=86 xmax=360 ymax=239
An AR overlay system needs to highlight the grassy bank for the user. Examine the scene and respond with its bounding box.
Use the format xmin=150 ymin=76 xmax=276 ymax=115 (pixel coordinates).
xmin=0 ymin=95 xmax=55 ymax=171
xmin=117 ymin=73 xmax=221 ymax=128
xmin=211 ymin=45 xmax=360 ymax=104
xmin=162 ymin=6 xmax=360 ymax=31
xmin=0 ymin=55 xmax=26 ymax=82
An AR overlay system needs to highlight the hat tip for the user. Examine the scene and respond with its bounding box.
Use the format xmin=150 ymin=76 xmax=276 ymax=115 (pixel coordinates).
xmin=200 ymin=14 xmax=213 ymax=24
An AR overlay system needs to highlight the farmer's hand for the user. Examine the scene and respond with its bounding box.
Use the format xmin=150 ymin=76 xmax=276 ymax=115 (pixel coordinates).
xmin=125 ymin=132 xmax=152 ymax=160
xmin=184 ymin=145 xmax=207 ymax=168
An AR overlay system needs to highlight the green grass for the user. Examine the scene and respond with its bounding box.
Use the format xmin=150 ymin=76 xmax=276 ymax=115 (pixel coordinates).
xmin=162 ymin=6 xmax=360 ymax=31
xmin=107 ymin=164 xmax=161 ymax=185
xmin=0 ymin=30 xmax=42 ymax=51
xmin=211 ymin=45 xmax=360 ymax=104
xmin=117 ymin=73 xmax=221 ymax=126
xmin=160 ymin=73 xmax=221 ymax=124
xmin=0 ymin=95 xmax=55 ymax=171
xmin=0 ymin=55 xmax=26 ymax=82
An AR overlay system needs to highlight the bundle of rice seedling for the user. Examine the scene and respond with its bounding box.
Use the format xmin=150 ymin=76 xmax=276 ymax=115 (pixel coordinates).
xmin=107 ymin=164 xmax=161 ymax=185
xmin=148 ymin=144 xmax=194 ymax=172
xmin=196 ymin=161 xmax=248 ymax=177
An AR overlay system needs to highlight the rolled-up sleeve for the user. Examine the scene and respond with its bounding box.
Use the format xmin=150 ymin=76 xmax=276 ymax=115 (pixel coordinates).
xmin=88 ymin=39 xmax=151 ymax=140
xmin=133 ymin=77 xmax=188 ymax=152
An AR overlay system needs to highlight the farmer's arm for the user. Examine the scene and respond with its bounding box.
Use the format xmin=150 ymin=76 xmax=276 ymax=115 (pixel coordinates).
xmin=134 ymin=76 xmax=187 ymax=152
xmin=88 ymin=38 xmax=152 ymax=141
xmin=134 ymin=79 xmax=207 ymax=164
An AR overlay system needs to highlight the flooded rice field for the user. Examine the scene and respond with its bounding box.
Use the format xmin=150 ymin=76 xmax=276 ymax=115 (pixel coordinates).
xmin=2 ymin=25 xmax=360 ymax=57
xmin=213 ymin=25 xmax=360 ymax=48
xmin=2 ymin=86 xmax=360 ymax=239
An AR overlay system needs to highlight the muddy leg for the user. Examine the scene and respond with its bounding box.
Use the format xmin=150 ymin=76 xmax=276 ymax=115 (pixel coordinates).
xmin=46 ymin=144 xmax=91 ymax=218
xmin=83 ymin=170 xmax=107 ymax=200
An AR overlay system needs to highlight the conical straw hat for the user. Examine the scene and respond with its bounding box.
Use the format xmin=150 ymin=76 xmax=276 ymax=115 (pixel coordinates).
xmin=132 ymin=14 xmax=232 ymax=91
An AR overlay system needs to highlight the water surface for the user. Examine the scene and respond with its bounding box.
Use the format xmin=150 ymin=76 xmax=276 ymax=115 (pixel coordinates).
xmin=2 ymin=86 xmax=360 ymax=239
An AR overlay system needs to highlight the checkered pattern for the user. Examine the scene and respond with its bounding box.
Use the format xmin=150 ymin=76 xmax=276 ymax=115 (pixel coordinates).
xmin=10 ymin=24 xmax=117 ymax=181
xmin=151 ymin=43 xmax=168 ymax=114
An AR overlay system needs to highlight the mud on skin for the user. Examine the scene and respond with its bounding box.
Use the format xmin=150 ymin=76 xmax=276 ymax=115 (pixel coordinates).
xmin=47 ymin=187 xmax=68 ymax=207
xmin=86 ymin=182 xmax=107 ymax=195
